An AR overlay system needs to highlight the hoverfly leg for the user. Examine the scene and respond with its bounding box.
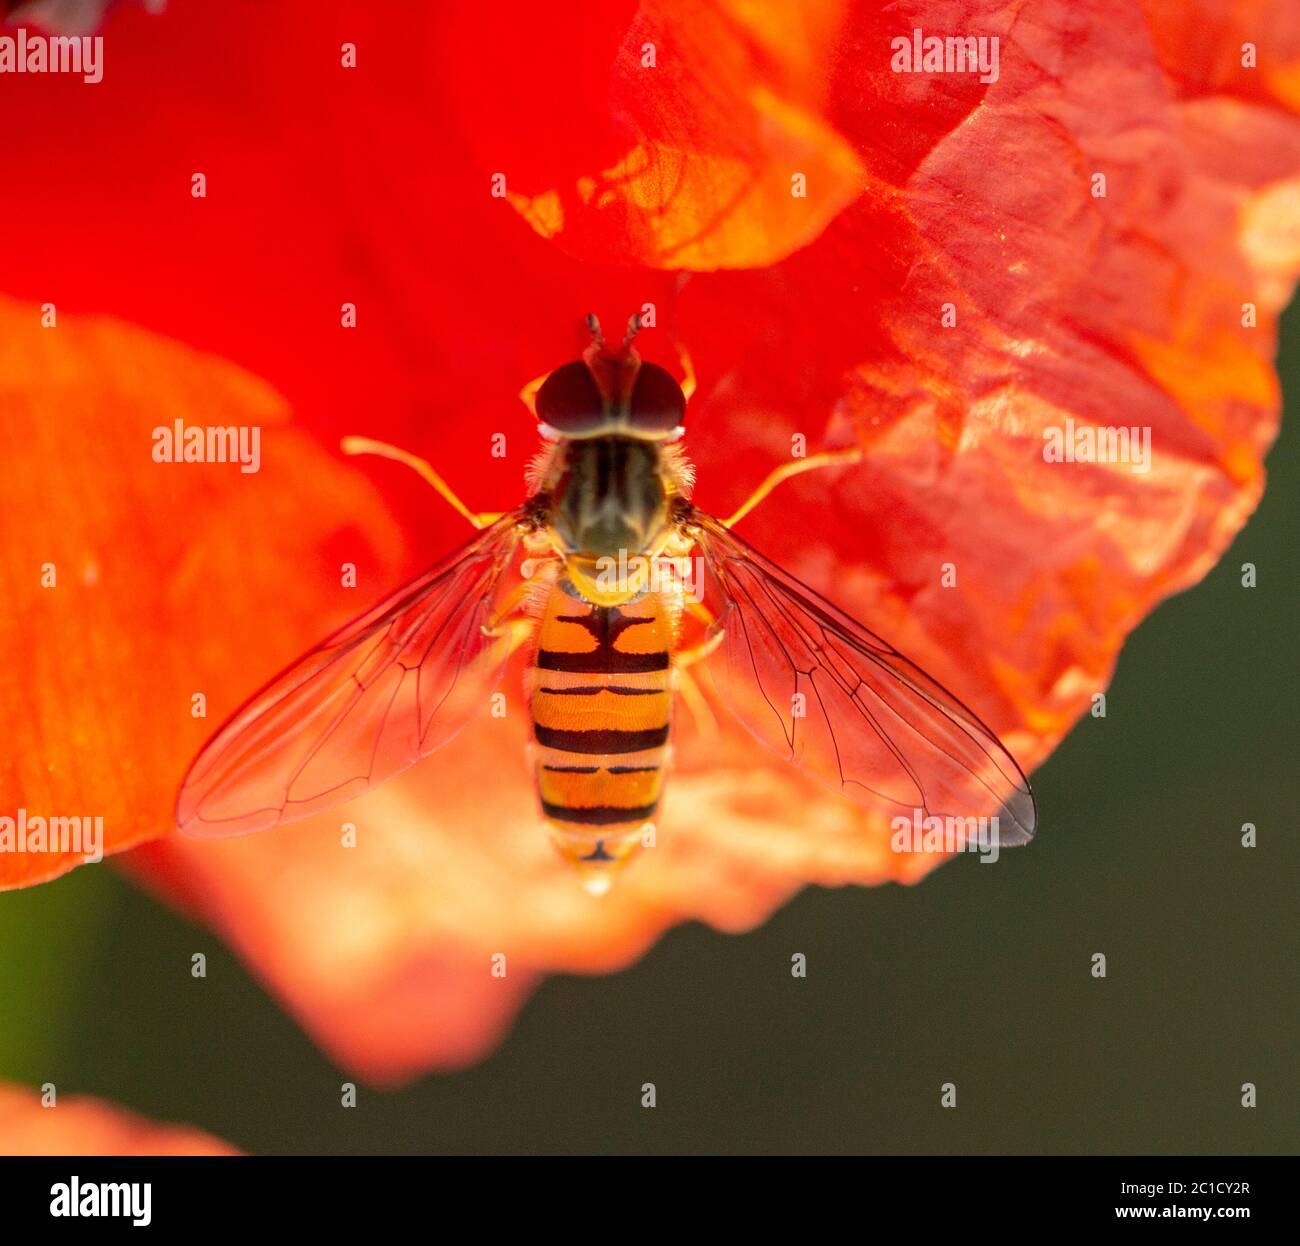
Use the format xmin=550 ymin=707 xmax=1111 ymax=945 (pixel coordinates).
xmin=481 ymin=578 xmax=538 ymax=639
xmin=676 ymin=627 xmax=725 ymax=670
xmin=517 ymin=372 xmax=548 ymax=417
xmin=672 ymin=600 xmax=725 ymax=738
xmin=481 ymin=615 xmax=535 ymax=667
xmin=677 ymin=599 xmax=726 ymax=669
xmin=675 ymin=340 xmax=697 ymax=403
xmin=682 ymin=598 xmax=716 ymax=632
xmin=722 ymin=447 xmax=864 ymax=529
xmin=480 ymin=557 xmax=555 ymax=658
xmin=339 ymin=435 xmax=496 ymax=531
xmin=674 ymin=663 xmax=718 ymax=738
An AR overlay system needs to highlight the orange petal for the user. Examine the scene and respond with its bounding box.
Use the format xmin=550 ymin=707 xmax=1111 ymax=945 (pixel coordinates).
xmin=0 ymin=1083 xmax=237 ymax=1156
xmin=0 ymin=297 xmax=404 ymax=889
xmin=444 ymin=0 xmax=867 ymax=269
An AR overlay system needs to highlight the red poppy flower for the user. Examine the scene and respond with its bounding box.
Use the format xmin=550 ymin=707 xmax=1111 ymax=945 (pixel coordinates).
xmin=2 ymin=1 xmax=1297 ymax=1080
xmin=0 ymin=1083 xmax=238 ymax=1156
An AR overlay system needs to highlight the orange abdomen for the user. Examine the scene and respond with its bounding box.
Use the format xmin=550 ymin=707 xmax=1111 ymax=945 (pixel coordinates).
xmin=529 ymin=584 xmax=675 ymax=890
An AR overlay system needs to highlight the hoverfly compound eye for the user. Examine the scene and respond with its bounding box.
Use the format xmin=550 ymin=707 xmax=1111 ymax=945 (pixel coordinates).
xmin=628 ymin=362 xmax=686 ymax=439
xmin=535 ymin=360 xmax=606 ymax=438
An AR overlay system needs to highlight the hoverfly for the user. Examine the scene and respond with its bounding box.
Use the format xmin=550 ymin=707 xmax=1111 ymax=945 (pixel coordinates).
xmin=176 ymin=314 xmax=1036 ymax=892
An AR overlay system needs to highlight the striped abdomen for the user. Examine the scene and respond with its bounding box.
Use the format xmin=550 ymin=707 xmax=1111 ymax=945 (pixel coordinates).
xmin=529 ymin=583 xmax=674 ymax=891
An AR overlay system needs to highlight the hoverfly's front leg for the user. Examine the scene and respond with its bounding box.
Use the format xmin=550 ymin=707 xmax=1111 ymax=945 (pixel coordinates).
xmin=517 ymin=372 xmax=548 ymax=419
xmin=722 ymin=447 xmax=864 ymax=529
xmin=672 ymin=599 xmax=725 ymax=738
xmin=479 ymin=554 xmax=560 ymax=662
xmin=678 ymin=599 xmax=724 ymax=663
xmin=481 ymin=578 xmax=534 ymax=637
xmin=340 ymin=436 xmax=504 ymax=531
xmin=676 ymin=340 xmax=697 ymax=403
xmin=481 ymin=611 xmax=536 ymax=664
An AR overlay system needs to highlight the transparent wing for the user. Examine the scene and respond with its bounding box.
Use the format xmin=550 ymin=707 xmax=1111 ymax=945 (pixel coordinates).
xmin=176 ymin=511 xmax=527 ymax=837
xmin=692 ymin=512 xmax=1036 ymax=844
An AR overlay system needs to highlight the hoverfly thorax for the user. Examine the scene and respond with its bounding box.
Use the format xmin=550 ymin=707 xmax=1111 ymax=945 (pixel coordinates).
xmin=552 ymin=436 xmax=668 ymax=554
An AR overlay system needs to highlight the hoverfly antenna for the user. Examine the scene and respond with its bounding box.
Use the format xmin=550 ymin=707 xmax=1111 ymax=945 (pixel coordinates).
xmin=585 ymin=313 xmax=605 ymax=349
xmin=621 ymin=313 xmax=641 ymax=351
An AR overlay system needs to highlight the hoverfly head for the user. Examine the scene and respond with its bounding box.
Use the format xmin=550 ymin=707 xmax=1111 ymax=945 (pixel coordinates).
xmin=534 ymin=313 xmax=686 ymax=444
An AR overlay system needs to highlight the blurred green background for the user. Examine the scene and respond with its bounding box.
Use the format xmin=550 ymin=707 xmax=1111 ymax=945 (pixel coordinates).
xmin=2 ymin=308 xmax=1296 ymax=1157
